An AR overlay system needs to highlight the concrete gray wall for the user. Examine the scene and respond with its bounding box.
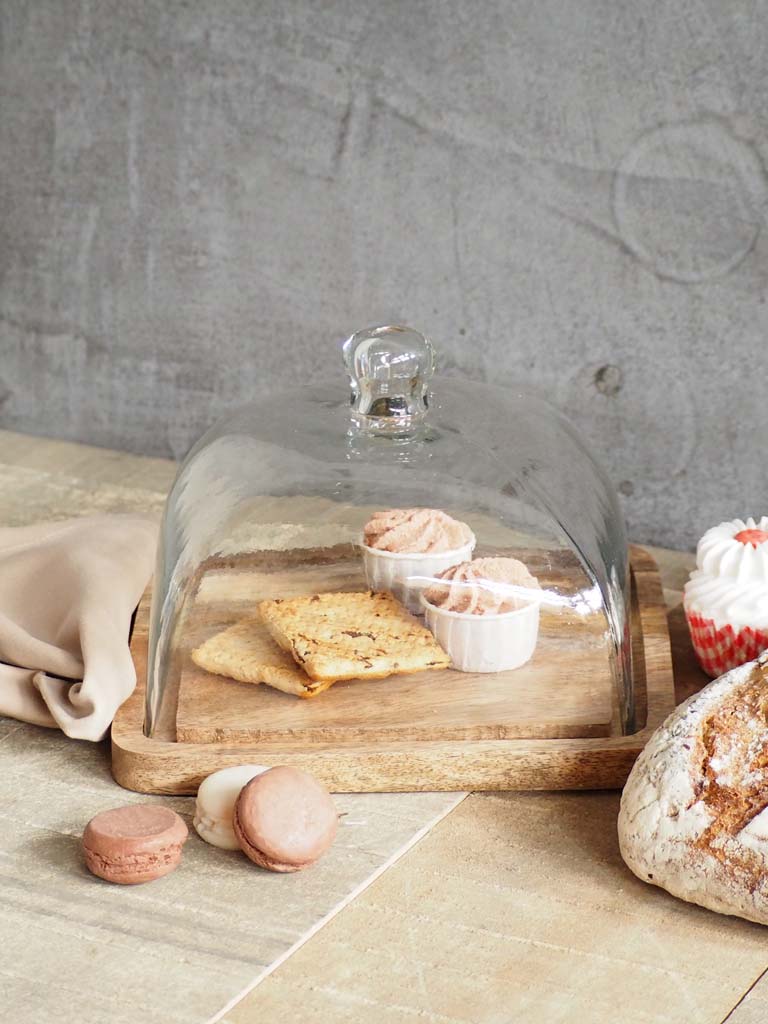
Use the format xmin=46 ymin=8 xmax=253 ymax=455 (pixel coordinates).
xmin=1 ymin=1 xmax=767 ymax=550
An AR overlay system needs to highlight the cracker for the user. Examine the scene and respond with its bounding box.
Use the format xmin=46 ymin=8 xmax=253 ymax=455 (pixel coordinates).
xmin=258 ymin=591 xmax=450 ymax=682
xmin=191 ymin=619 xmax=334 ymax=698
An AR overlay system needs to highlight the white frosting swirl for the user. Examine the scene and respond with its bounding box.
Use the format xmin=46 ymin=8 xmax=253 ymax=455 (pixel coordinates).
xmin=696 ymin=516 xmax=768 ymax=581
xmin=684 ymin=573 xmax=768 ymax=629
xmin=684 ymin=517 xmax=768 ymax=628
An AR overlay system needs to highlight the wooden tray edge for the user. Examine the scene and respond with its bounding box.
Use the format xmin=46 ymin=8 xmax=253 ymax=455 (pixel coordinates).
xmin=112 ymin=544 xmax=677 ymax=794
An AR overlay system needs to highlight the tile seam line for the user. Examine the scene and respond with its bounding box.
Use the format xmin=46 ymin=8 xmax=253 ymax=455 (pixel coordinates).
xmin=205 ymin=790 xmax=469 ymax=1024
xmin=721 ymin=965 xmax=768 ymax=1023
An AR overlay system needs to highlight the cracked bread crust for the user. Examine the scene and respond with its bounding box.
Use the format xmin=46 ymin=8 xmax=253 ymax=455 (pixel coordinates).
xmin=618 ymin=651 xmax=768 ymax=924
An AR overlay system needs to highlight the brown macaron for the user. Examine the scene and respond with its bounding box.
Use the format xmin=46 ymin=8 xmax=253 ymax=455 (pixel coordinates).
xmin=233 ymin=766 xmax=338 ymax=872
xmin=83 ymin=804 xmax=189 ymax=884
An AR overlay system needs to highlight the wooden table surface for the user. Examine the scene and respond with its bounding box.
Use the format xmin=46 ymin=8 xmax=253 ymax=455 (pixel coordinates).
xmin=1 ymin=429 xmax=766 ymax=1024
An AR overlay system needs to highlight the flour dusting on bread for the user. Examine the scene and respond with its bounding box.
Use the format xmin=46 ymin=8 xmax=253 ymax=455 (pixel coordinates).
xmin=618 ymin=650 xmax=768 ymax=924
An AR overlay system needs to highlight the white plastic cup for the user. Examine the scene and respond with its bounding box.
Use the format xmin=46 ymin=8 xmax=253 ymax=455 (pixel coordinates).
xmin=362 ymin=541 xmax=475 ymax=614
xmin=421 ymin=595 xmax=540 ymax=672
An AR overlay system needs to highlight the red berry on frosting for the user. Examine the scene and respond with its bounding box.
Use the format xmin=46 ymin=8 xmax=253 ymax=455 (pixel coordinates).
xmin=733 ymin=528 xmax=768 ymax=547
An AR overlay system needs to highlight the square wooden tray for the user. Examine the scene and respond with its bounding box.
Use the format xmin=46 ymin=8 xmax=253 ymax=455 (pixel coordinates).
xmin=112 ymin=544 xmax=676 ymax=794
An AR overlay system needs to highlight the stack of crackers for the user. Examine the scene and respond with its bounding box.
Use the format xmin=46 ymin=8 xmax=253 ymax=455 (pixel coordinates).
xmin=192 ymin=590 xmax=449 ymax=698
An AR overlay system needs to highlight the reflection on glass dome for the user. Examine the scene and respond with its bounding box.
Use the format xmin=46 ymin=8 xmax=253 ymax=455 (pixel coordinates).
xmin=145 ymin=325 xmax=632 ymax=753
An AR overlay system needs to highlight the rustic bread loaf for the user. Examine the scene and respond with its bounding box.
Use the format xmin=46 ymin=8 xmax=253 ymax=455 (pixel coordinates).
xmin=618 ymin=650 xmax=768 ymax=925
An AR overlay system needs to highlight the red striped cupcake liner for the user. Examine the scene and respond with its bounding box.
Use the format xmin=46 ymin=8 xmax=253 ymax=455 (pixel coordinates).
xmin=685 ymin=609 xmax=768 ymax=678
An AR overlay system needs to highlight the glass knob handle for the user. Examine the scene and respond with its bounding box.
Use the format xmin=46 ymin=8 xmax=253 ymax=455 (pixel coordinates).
xmin=342 ymin=324 xmax=435 ymax=435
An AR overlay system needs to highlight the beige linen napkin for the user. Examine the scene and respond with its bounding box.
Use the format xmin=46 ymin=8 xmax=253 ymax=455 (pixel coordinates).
xmin=0 ymin=516 xmax=157 ymax=741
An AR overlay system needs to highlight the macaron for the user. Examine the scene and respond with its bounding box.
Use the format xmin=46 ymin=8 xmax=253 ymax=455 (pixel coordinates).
xmin=233 ymin=766 xmax=338 ymax=872
xmin=83 ymin=804 xmax=188 ymax=884
xmin=193 ymin=764 xmax=269 ymax=850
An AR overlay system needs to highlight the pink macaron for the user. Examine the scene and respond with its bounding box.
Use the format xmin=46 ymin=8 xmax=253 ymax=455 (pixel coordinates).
xmin=233 ymin=766 xmax=338 ymax=872
xmin=83 ymin=804 xmax=189 ymax=884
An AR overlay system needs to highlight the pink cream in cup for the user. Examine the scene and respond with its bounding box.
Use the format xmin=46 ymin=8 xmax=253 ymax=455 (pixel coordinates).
xmin=421 ymin=557 xmax=541 ymax=672
xmin=362 ymin=508 xmax=475 ymax=614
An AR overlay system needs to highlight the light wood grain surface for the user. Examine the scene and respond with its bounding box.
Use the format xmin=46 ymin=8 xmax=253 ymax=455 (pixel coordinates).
xmin=726 ymin=971 xmax=768 ymax=1024
xmin=178 ymin=559 xmax=615 ymax=744
xmin=116 ymin=544 xmax=675 ymax=795
xmin=0 ymin=432 xmax=462 ymax=1024
xmin=223 ymin=547 xmax=768 ymax=1024
xmin=226 ymin=791 xmax=768 ymax=1024
xmin=3 ymin=430 xmax=768 ymax=1024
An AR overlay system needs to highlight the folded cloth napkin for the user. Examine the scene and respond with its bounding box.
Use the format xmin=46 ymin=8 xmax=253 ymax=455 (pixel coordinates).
xmin=0 ymin=516 xmax=157 ymax=741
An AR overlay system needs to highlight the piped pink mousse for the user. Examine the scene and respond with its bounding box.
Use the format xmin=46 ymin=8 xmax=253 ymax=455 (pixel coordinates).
xmin=423 ymin=557 xmax=540 ymax=616
xmin=363 ymin=508 xmax=474 ymax=554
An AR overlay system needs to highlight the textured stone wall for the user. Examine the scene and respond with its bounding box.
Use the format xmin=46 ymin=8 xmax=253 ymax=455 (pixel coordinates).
xmin=1 ymin=1 xmax=767 ymax=549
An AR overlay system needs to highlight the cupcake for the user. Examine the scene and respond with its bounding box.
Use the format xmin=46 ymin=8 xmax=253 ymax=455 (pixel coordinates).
xmin=362 ymin=508 xmax=475 ymax=613
xmin=684 ymin=516 xmax=768 ymax=677
xmin=420 ymin=557 xmax=541 ymax=673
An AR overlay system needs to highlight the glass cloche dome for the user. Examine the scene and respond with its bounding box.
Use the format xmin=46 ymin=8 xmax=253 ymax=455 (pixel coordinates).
xmin=145 ymin=326 xmax=633 ymax=763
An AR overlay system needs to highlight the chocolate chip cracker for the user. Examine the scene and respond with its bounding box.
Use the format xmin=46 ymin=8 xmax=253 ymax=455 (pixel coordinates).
xmin=258 ymin=590 xmax=450 ymax=682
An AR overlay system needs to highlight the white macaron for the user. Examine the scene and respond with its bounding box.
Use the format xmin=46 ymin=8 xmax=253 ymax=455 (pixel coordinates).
xmin=193 ymin=764 xmax=269 ymax=849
